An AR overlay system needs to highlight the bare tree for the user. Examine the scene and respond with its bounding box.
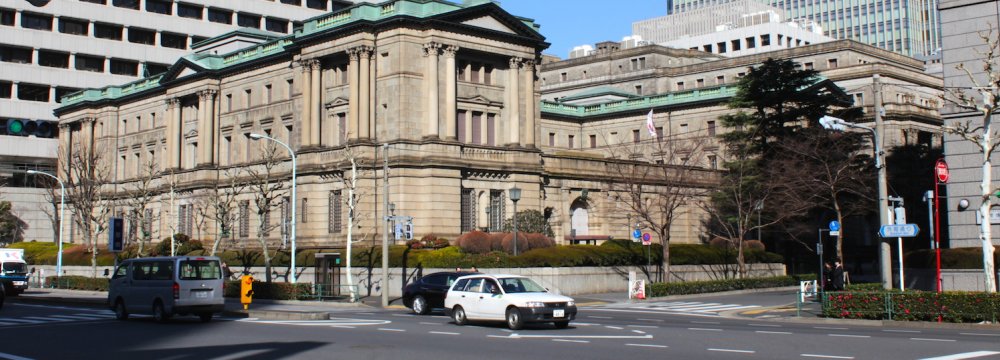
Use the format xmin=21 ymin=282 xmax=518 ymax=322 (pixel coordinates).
xmin=246 ymin=143 xmax=288 ymax=283
xmin=121 ymin=158 xmax=160 ymax=257
xmin=605 ymin=131 xmax=713 ymax=282
xmin=62 ymin=142 xmax=114 ymax=277
xmin=38 ymin=178 xmax=62 ymax=247
xmin=942 ymin=25 xmax=1000 ymax=293
xmin=197 ymin=168 xmax=245 ymax=256
xmin=334 ymin=141 xmax=376 ymax=300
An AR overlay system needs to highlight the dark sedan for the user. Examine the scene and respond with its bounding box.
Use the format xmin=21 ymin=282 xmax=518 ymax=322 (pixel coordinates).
xmin=402 ymin=271 xmax=477 ymax=315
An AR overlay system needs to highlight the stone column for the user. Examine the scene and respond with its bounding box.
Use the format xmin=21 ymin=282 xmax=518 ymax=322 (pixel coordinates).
xmin=368 ymin=50 xmax=376 ymax=140
xmin=522 ymin=60 xmax=536 ymax=148
xmin=507 ymin=57 xmax=521 ymax=146
xmin=299 ymin=61 xmax=313 ymax=147
xmin=444 ymin=46 xmax=459 ymax=141
xmin=424 ymin=42 xmax=441 ymax=139
xmin=170 ymin=98 xmax=182 ymax=169
xmin=347 ymin=48 xmax=360 ymax=140
xmin=197 ymin=91 xmax=210 ymax=166
xmin=207 ymin=90 xmax=217 ymax=164
xmin=310 ymin=60 xmax=321 ymax=146
xmin=358 ymin=46 xmax=372 ymax=139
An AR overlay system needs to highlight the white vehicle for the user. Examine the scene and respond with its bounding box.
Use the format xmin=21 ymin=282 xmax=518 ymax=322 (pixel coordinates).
xmin=444 ymin=274 xmax=577 ymax=330
xmin=108 ymin=256 xmax=225 ymax=322
xmin=0 ymin=249 xmax=28 ymax=296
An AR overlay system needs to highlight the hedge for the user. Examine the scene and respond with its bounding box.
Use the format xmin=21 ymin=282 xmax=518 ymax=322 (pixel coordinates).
xmin=822 ymin=290 xmax=1000 ymax=323
xmin=45 ymin=275 xmax=109 ymax=292
xmin=646 ymin=274 xmax=815 ymax=297
xmin=904 ymin=247 xmax=1000 ymax=270
xmin=223 ymin=280 xmax=314 ymax=300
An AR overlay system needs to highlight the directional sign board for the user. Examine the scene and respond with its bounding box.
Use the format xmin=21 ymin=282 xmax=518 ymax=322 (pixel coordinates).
xmin=879 ymin=224 xmax=920 ymax=238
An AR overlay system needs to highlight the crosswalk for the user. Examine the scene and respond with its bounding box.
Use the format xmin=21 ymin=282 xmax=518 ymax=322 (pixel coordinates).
xmin=0 ymin=311 xmax=116 ymax=326
xmin=591 ymin=301 xmax=761 ymax=317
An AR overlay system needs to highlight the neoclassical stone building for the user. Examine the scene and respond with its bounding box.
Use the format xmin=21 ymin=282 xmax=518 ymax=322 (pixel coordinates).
xmin=55 ymin=0 xmax=718 ymax=249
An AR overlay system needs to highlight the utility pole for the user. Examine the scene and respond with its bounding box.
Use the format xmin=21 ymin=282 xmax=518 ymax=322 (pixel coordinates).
xmin=381 ymin=144 xmax=389 ymax=307
xmin=874 ymin=73 xmax=892 ymax=290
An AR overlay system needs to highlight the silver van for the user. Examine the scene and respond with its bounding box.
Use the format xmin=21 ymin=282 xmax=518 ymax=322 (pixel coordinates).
xmin=108 ymin=256 xmax=225 ymax=322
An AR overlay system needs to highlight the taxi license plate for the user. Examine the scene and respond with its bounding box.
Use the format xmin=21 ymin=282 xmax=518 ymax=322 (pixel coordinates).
xmin=553 ymin=309 xmax=565 ymax=318
xmin=195 ymin=291 xmax=209 ymax=298
xmin=13 ymin=281 xmax=25 ymax=286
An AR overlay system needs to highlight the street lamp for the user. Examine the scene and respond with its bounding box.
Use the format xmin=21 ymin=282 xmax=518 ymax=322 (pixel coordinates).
xmin=27 ymin=170 xmax=64 ymax=277
xmin=509 ymin=186 xmax=521 ymax=256
xmin=249 ymin=133 xmax=298 ymax=283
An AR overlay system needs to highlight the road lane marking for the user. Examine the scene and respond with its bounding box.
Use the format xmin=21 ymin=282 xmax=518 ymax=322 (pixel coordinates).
xmin=208 ymin=349 xmax=270 ymax=360
xmin=708 ymin=348 xmax=755 ymax=354
xmin=637 ymin=318 xmax=664 ymax=322
xmin=331 ymin=326 xmax=356 ymax=329
xmin=688 ymin=327 xmax=723 ymax=331
xmin=0 ymin=319 xmax=44 ymax=324
xmin=356 ymin=313 xmax=375 ymax=315
xmin=756 ymin=331 xmax=792 ymax=335
xmin=487 ymin=335 xmax=516 ymax=339
xmin=628 ymin=325 xmax=659 ymax=328
xmin=377 ymin=328 xmax=405 ymax=332
xmin=883 ymin=329 xmax=920 ymax=333
xmin=509 ymin=334 xmax=653 ymax=339
xmin=815 ymin=326 xmax=848 ymax=330
xmin=919 ymin=351 xmax=1000 ymax=360
xmin=391 ymin=314 xmax=412 ymax=317
xmin=572 ymin=322 xmax=600 ymax=326
xmin=911 ymin=338 xmax=957 ymax=342
xmin=587 ymin=308 xmax=722 ymax=318
xmin=553 ymin=339 xmax=590 ymax=343
xmin=828 ymin=334 xmax=869 ymax=338
xmin=959 ymin=333 xmax=1000 ymax=337
xmin=691 ymin=321 xmax=720 ymax=324
xmin=626 ymin=344 xmax=668 ymax=348
xmin=749 ymin=323 xmax=782 ymax=327
xmin=430 ymin=331 xmax=460 ymax=335
xmin=589 ymin=316 xmax=612 ymax=319
xmin=0 ymin=352 xmax=35 ymax=360
xmin=419 ymin=322 xmax=441 ymax=325
xmin=605 ymin=326 xmax=624 ymax=330
xmin=632 ymin=330 xmax=647 ymax=334
xmin=801 ymin=354 xmax=854 ymax=359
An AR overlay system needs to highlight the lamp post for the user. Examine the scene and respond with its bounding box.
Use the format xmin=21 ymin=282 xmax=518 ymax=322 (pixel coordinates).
xmin=509 ymin=186 xmax=521 ymax=256
xmin=249 ymin=133 xmax=297 ymax=283
xmin=28 ymin=170 xmax=64 ymax=277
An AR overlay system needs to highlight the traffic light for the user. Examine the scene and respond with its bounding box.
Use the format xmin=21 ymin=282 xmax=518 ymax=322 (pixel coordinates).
xmin=109 ymin=217 xmax=124 ymax=252
xmin=241 ymin=275 xmax=255 ymax=309
xmin=404 ymin=222 xmax=414 ymax=240
xmin=2 ymin=119 xmax=57 ymax=138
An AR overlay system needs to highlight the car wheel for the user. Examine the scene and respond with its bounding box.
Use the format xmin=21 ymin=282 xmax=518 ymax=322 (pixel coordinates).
xmin=412 ymin=295 xmax=429 ymax=315
xmin=152 ymin=301 xmax=171 ymax=323
xmin=199 ymin=313 xmax=213 ymax=323
xmin=554 ymin=321 xmax=570 ymax=329
xmin=114 ymin=300 xmax=129 ymax=321
xmin=452 ymin=306 xmax=467 ymax=326
xmin=506 ymin=307 xmax=524 ymax=330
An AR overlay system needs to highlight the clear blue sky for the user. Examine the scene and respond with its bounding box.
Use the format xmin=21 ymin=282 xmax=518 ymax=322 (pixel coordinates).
xmin=495 ymin=0 xmax=668 ymax=59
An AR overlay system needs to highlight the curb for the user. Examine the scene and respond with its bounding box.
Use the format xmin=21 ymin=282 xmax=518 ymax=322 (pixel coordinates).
xmin=634 ymin=286 xmax=800 ymax=303
xmin=223 ymin=309 xmax=331 ymax=321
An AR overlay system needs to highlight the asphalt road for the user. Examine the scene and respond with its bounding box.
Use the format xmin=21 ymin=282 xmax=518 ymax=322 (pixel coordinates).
xmin=2 ymin=298 xmax=999 ymax=360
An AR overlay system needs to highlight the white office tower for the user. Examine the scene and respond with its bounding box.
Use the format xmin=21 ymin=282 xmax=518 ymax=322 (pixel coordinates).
xmin=659 ymin=9 xmax=833 ymax=57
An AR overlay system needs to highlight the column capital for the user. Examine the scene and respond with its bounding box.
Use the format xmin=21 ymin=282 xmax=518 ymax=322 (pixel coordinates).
xmin=79 ymin=116 xmax=97 ymax=124
xmin=509 ymin=56 xmax=523 ymax=68
xmin=521 ymin=59 xmax=536 ymax=71
xmin=423 ymin=42 xmax=442 ymax=56
xmin=164 ymin=98 xmax=181 ymax=107
xmin=58 ymin=123 xmax=70 ymax=130
xmin=198 ymin=89 xmax=217 ymax=99
xmin=443 ymin=45 xmax=459 ymax=58
xmin=298 ymin=58 xmax=320 ymax=71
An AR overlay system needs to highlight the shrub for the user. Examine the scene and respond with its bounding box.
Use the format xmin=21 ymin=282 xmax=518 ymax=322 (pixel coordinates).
xmin=46 ymin=275 xmax=109 ymax=291
xmin=646 ymin=274 xmax=815 ymax=297
xmin=743 ymin=240 xmax=765 ymax=251
xmin=9 ymin=241 xmax=60 ymax=265
xmin=822 ymin=290 xmax=1000 ymax=323
xmin=708 ymin=237 xmax=734 ymax=248
xmin=430 ymin=238 xmax=450 ymax=249
xmin=153 ymin=234 xmax=191 ymax=256
xmin=489 ymin=233 xmax=505 ymax=251
xmin=456 ymin=230 xmax=491 ymax=254
xmin=406 ymin=239 xmax=424 ymax=249
xmin=526 ymin=233 xmax=555 ymax=249
xmin=501 ymin=209 xmax=555 ymax=237
xmin=501 ymin=232 xmax=531 ymax=254
xmin=224 ymin=280 xmax=314 ymax=300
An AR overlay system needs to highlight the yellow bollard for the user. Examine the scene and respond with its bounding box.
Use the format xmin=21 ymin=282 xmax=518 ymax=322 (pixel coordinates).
xmin=240 ymin=274 xmax=254 ymax=310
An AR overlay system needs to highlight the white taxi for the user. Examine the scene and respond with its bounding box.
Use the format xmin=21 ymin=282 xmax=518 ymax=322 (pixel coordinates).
xmin=444 ymin=274 xmax=577 ymax=330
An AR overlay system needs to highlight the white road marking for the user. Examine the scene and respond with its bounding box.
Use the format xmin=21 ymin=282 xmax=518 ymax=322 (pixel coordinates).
xmin=509 ymin=334 xmax=653 ymax=339
xmin=801 ymin=354 xmax=854 ymax=359
xmin=688 ymin=327 xmax=723 ymax=331
xmin=589 ymin=316 xmax=612 ymax=319
xmin=553 ymin=339 xmax=590 ymax=343
xmin=0 ymin=319 xmax=43 ymax=324
xmin=356 ymin=313 xmax=375 ymax=315
xmin=919 ymin=351 xmax=1000 ymax=360
xmin=637 ymin=318 xmax=664 ymax=322
xmin=419 ymin=322 xmax=442 ymax=325
xmin=749 ymin=323 xmax=782 ymax=327
xmin=605 ymin=326 xmax=624 ymax=330
xmin=487 ymin=335 xmax=516 ymax=339
xmin=691 ymin=321 xmax=721 ymax=324
xmin=756 ymin=331 xmax=792 ymax=335
xmin=587 ymin=308 xmax=723 ymax=318
xmin=207 ymin=349 xmax=270 ymax=360
xmin=959 ymin=333 xmax=1000 ymax=337
xmin=883 ymin=329 xmax=920 ymax=333
xmin=429 ymin=331 xmax=460 ymax=335
xmin=626 ymin=344 xmax=668 ymax=349
xmin=391 ymin=314 xmax=412 ymax=317
xmin=627 ymin=325 xmax=659 ymax=328
xmin=815 ymin=326 xmax=848 ymax=330
xmin=708 ymin=348 xmax=755 ymax=354
xmin=910 ymin=338 xmax=957 ymax=342
xmin=48 ymin=315 xmax=110 ymax=320
xmin=22 ymin=317 xmax=71 ymax=322
xmin=331 ymin=326 xmax=356 ymax=329
xmin=0 ymin=352 xmax=35 ymax=360
xmin=377 ymin=328 xmax=405 ymax=332
xmin=572 ymin=322 xmax=600 ymax=326
xmin=632 ymin=330 xmax=646 ymax=334
xmin=828 ymin=334 xmax=869 ymax=338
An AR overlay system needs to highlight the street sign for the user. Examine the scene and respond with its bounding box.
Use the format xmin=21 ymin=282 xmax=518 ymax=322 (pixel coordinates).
xmin=632 ymin=229 xmax=642 ymax=239
xmin=879 ymin=224 xmax=920 ymax=238
xmin=642 ymin=233 xmax=651 ymax=245
xmin=935 ymin=159 xmax=949 ymax=183
xmin=830 ymin=230 xmax=840 ymax=237
xmin=829 ymin=221 xmax=840 ymax=231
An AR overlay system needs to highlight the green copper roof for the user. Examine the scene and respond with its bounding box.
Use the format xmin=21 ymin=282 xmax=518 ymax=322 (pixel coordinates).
xmin=559 ymin=86 xmax=640 ymax=102
xmin=542 ymin=85 xmax=738 ymax=118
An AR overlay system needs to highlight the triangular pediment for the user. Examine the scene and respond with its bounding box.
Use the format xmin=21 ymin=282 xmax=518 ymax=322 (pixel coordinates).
xmin=461 ymin=15 xmax=517 ymax=34
xmin=458 ymin=95 xmax=496 ymax=105
xmin=177 ymin=67 xmax=199 ymax=79
xmin=326 ymin=97 xmax=350 ymax=107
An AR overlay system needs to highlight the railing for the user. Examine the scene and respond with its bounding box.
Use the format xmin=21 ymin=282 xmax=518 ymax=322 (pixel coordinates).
xmin=306 ymin=283 xmax=360 ymax=303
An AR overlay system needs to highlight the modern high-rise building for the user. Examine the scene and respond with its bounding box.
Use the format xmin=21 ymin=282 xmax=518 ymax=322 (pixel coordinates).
xmin=638 ymin=0 xmax=941 ymax=58
xmin=0 ymin=0 xmax=339 ymax=243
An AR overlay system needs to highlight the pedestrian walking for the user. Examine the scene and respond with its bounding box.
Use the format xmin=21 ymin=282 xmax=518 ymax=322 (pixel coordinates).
xmin=830 ymin=258 xmax=845 ymax=291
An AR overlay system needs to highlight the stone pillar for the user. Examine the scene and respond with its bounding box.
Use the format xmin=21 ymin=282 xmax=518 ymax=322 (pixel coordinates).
xmin=424 ymin=42 xmax=441 ymax=139
xmin=57 ymin=124 xmax=70 ymax=177
xmin=522 ymin=60 xmax=536 ymax=148
xmin=347 ymin=48 xmax=360 ymax=140
xmin=82 ymin=118 xmax=95 ymax=153
xmin=368 ymin=50 xmax=376 ymax=139
xmin=170 ymin=98 xmax=182 ymax=169
xmin=300 ymin=61 xmax=313 ymax=147
xmin=507 ymin=57 xmax=521 ymax=146
xmin=444 ymin=46 xmax=459 ymax=141
xmin=197 ymin=91 xmax=210 ymax=166
xmin=207 ymin=90 xmax=217 ymax=164
xmin=358 ymin=46 xmax=372 ymax=139
xmin=310 ymin=60 xmax=321 ymax=146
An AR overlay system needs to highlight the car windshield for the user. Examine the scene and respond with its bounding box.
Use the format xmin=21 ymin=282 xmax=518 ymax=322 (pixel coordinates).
xmin=179 ymin=260 xmax=222 ymax=280
xmin=498 ymin=277 xmax=547 ymax=293
xmin=2 ymin=262 xmax=26 ymax=274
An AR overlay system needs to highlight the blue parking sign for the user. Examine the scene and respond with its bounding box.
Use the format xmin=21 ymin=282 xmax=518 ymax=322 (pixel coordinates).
xmin=829 ymin=221 xmax=840 ymax=231
xmin=632 ymin=229 xmax=642 ymax=239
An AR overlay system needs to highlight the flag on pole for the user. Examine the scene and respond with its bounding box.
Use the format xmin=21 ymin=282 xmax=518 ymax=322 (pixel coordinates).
xmin=645 ymin=109 xmax=657 ymax=137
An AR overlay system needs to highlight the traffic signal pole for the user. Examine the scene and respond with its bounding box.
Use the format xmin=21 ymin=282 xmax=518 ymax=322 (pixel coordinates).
xmin=874 ymin=74 xmax=893 ymax=290
xmin=382 ymin=144 xmax=390 ymax=308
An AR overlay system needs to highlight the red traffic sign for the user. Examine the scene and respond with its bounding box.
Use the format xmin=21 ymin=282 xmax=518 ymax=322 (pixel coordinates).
xmin=642 ymin=233 xmax=651 ymax=245
xmin=935 ymin=159 xmax=949 ymax=183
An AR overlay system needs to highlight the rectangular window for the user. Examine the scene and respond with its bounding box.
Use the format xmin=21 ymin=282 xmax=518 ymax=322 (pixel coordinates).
xmin=329 ymin=190 xmax=342 ymax=234
xmin=245 ymin=89 xmax=252 ymax=108
xmin=338 ymin=113 xmax=346 ymax=143
xmin=226 ymin=94 xmax=233 ymax=112
xmin=471 ymin=112 xmax=482 ymax=144
xmin=633 ymin=129 xmax=640 ymax=143
xmin=21 ymin=12 xmax=53 ymax=31
xmin=568 ymin=135 xmax=575 ymax=148
xmin=109 ymin=58 xmax=138 ymax=76
xmin=306 ymin=0 xmax=327 ymax=10
xmin=560 ymin=72 xmax=567 ymax=81
xmin=702 ymin=44 xmax=712 ymax=52
xmin=746 ymin=37 xmax=756 ymax=48
xmin=112 ymin=0 xmax=140 ymax=10
xmin=177 ymin=3 xmax=203 ymax=19
xmin=656 ymin=127 xmax=663 ymax=141
xmin=161 ymin=33 xmax=187 ymax=50
xmin=761 ymin=34 xmax=771 ymax=46
xmin=80 ymin=0 xmax=107 ymax=4
xmin=237 ymin=13 xmax=261 ymax=28
xmin=731 ymin=39 xmax=741 ymax=51
xmin=486 ymin=113 xmax=496 ymax=146
xmin=1 ymin=8 xmax=15 ymax=26
xmin=634 ymin=85 xmax=643 ymax=95
xmin=470 ymin=63 xmax=481 ymax=83
xmin=460 ymin=188 xmax=476 ymax=232
xmin=281 ymin=0 xmax=302 ymax=5
xmin=37 ymin=50 xmax=69 ymax=68
xmin=265 ymin=84 xmax=272 ymax=103
xmin=828 ymin=58 xmax=839 ymax=68
xmin=676 ymin=81 xmax=685 ymax=90
xmin=716 ymin=75 xmax=725 ymax=85
xmin=0 ymin=46 xmax=32 ymax=64
xmin=208 ymin=8 xmax=232 ymax=24
xmin=804 ymin=62 xmax=813 ymax=70
xmin=488 ymin=190 xmax=505 ymax=232
xmin=75 ymin=54 xmax=105 ymax=72
xmin=630 ymin=58 xmax=638 ymax=70
xmin=94 ymin=23 xmax=123 ymax=40
xmin=589 ymin=134 xmax=597 ymax=148
xmin=301 ymin=197 xmax=308 ymax=224
xmin=549 ymin=132 xmax=555 ymax=146
xmin=59 ymin=18 xmax=89 ymax=36
xmin=286 ymin=79 xmax=294 ymax=99
xmin=853 ymin=93 xmax=864 ymax=106
xmin=55 ymin=87 xmax=80 ymax=103
xmin=128 ymin=28 xmax=156 ymax=45
xmin=709 ymin=155 xmax=718 ymax=169
xmin=239 ymin=200 xmax=250 ymax=238
xmin=696 ymin=78 xmax=704 ymax=87
xmin=265 ymin=18 xmax=288 ymax=33
xmin=484 ymin=65 xmax=493 ymax=84
xmin=707 ymin=121 xmax=716 ymax=136
xmin=457 ymin=111 xmax=466 ymax=142
xmin=717 ymin=42 xmax=726 ymax=53
xmin=145 ymin=0 xmax=172 ymax=15
xmin=17 ymin=83 xmax=49 ymax=102
xmin=145 ymin=62 xmax=168 ymax=76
